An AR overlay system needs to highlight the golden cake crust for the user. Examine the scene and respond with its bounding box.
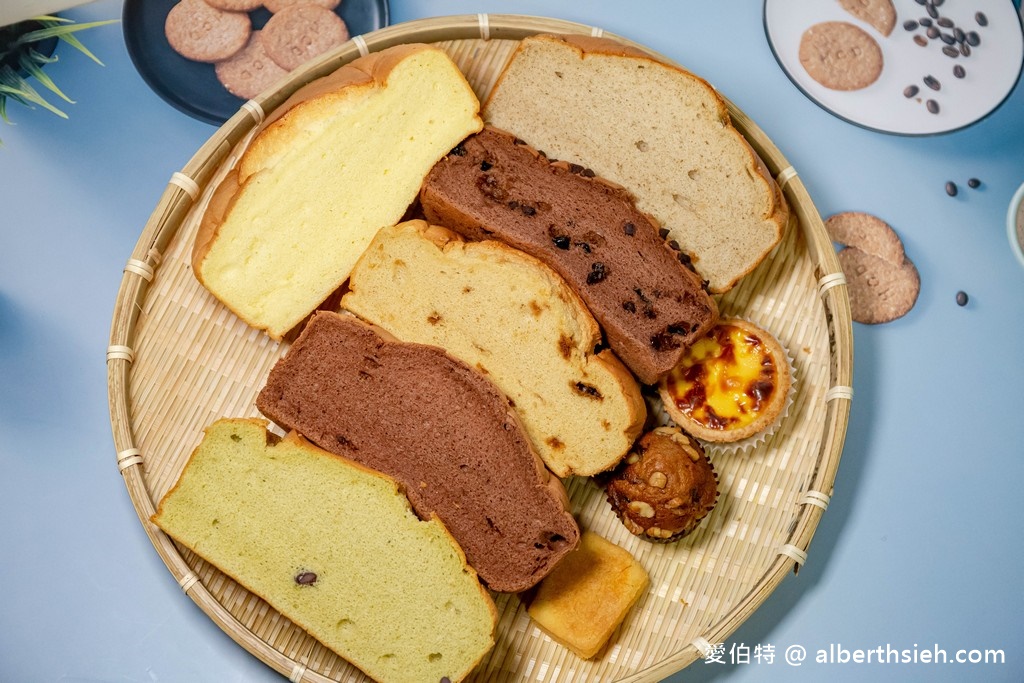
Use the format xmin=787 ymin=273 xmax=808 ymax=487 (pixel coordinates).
xmin=658 ymin=319 xmax=792 ymax=443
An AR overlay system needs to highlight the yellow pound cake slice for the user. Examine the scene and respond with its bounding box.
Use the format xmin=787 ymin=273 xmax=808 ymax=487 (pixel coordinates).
xmin=342 ymin=220 xmax=646 ymax=477
xmin=152 ymin=418 xmax=497 ymax=683
xmin=484 ymin=34 xmax=789 ymax=293
xmin=192 ymin=44 xmax=483 ymax=340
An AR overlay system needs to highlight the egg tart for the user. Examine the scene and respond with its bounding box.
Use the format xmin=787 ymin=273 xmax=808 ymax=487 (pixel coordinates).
xmin=657 ymin=318 xmax=792 ymax=445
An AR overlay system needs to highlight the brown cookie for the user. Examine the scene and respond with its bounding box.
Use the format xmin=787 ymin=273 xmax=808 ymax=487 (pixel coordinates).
xmin=203 ymin=0 xmax=265 ymax=10
xmin=838 ymin=0 xmax=897 ymax=37
xmin=838 ymin=247 xmax=920 ymax=324
xmin=799 ymin=21 xmax=884 ymax=91
xmin=164 ymin=0 xmax=252 ymax=63
xmin=826 ymin=211 xmax=905 ymax=265
xmin=264 ymin=0 xmax=341 ymax=12
xmin=215 ymin=30 xmax=289 ymax=100
xmin=261 ymin=4 xmax=350 ymax=72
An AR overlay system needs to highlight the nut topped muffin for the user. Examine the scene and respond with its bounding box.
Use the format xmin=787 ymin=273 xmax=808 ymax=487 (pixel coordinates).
xmin=658 ymin=318 xmax=792 ymax=446
xmin=603 ymin=427 xmax=718 ymax=542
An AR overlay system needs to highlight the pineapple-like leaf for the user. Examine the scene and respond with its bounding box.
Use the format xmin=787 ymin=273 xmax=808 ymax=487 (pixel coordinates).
xmin=0 ymin=65 xmax=68 ymax=119
xmin=20 ymin=50 xmax=74 ymax=104
xmin=16 ymin=17 xmax=118 ymax=65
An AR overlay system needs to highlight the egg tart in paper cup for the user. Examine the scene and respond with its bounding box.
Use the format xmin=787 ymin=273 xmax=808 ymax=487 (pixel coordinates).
xmin=657 ymin=318 xmax=794 ymax=453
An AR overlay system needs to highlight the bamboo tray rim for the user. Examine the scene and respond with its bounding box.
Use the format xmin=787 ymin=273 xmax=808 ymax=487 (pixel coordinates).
xmin=107 ymin=13 xmax=853 ymax=683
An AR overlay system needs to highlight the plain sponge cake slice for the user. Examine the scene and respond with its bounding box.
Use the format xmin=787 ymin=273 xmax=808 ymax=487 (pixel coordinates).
xmin=192 ymin=44 xmax=483 ymax=340
xmin=255 ymin=311 xmax=580 ymax=593
xmin=341 ymin=220 xmax=646 ymax=477
xmin=151 ymin=418 xmax=497 ymax=683
xmin=483 ymin=34 xmax=789 ymax=293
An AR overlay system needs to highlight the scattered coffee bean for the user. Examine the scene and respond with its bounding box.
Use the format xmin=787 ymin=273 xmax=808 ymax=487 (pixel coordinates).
xmin=933 ymin=0 xmax=944 ymax=6
xmin=975 ymin=12 xmax=988 ymax=27
xmin=904 ymin=84 xmax=920 ymax=97
xmin=919 ymin=17 xmax=933 ymax=27
xmin=914 ymin=34 xmax=928 ymax=46
xmin=927 ymin=26 xmax=940 ymax=39
xmin=924 ymin=75 xmax=941 ymax=91
xmin=945 ymin=181 xmax=958 ymax=196
xmin=936 ymin=17 xmax=954 ymax=28
xmin=966 ymin=31 xmax=980 ymax=46
xmin=914 ymin=0 xmax=926 ymax=5
xmin=953 ymin=64 xmax=966 ymax=78
xmin=942 ymin=46 xmax=959 ymax=58
xmin=954 ymin=27 xmax=965 ymax=43
xmin=926 ymin=4 xmax=938 ymax=19
xmin=926 ymin=99 xmax=940 ymax=114
xmin=967 ymin=177 xmax=981 ymax=189
xmin=904 ymin=19 xmax=919 ymax=31
xmin=956 ymin=290 xmax=969 ymax=306
xmin=940 ymin=32 xmax=956 ymax=45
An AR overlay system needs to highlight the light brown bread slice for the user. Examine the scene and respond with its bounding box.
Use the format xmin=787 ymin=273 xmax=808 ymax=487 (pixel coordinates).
xmin=256 ymin=311 xmax=581 ymax=592
xmin=341 ymin=220 xmax=646 ymax=477
xmin=192 ymin=44 xmax=482 ymax=340
xmin=152 ymin=418 xmax=497 ymax=683
xmin=483 ymin=34 xmax=789 ymax=293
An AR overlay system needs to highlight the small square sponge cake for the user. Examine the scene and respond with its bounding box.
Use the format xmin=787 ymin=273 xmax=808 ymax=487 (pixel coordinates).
xmin=526 ymin=531 xmax=649 ymax=659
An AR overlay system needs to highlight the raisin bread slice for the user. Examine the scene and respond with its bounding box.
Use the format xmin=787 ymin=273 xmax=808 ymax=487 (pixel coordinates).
xmin=342 ymin=220 xmax=646 ymax=477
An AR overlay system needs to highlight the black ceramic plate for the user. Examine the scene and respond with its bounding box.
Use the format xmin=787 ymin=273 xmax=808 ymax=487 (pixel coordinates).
xmin=123 ymin=0 xmax=390 ymax=125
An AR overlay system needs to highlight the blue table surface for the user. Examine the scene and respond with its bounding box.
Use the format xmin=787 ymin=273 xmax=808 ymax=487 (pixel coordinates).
xmin=1 ymin=1 xmax=1022 ymax=681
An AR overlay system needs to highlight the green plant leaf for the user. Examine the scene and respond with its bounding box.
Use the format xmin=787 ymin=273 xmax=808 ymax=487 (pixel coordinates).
xmin=19 ymin=51 xmax=73 ymax=104
xmin=16 ymin=19 xmax=119 ymax=65
xmin=0 ymin=65 xmax=66 ymax=119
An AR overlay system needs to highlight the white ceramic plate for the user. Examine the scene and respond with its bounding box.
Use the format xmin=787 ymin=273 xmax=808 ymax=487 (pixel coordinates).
xmin=764 ymin=0 xmax=1023 ymax=135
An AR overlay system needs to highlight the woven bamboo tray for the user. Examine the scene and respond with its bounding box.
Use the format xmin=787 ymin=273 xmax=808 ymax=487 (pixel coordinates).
xmin=107 ymin=14 xmax=853 ymax=683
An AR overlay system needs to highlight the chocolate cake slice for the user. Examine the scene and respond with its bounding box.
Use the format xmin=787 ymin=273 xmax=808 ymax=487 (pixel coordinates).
xmin=420 ymin=126 xmax=719 ymax=385
xmin=256 ymin=311 xmax=580 ymax=593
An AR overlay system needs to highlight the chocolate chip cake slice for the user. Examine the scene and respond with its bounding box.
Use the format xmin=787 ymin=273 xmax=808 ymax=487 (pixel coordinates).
xmin=256 ymin=311 xmax=580 ymax=593
xmin=419 ymin=126 xmax=719 ymax=385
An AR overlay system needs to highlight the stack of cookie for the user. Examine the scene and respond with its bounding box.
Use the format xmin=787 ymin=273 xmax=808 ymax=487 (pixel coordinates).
xmin=164 ymin=0 xmax=350 ymax=100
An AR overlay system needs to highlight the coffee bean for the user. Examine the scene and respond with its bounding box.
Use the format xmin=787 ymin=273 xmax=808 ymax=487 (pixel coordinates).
xmin=904 ymin=19 xmax=919 ymax=31
xmin=936 ymin=17 xmax=954 ymax=28
xmin=942 ymin=46 xmax=959 ymax=58
xmin=914 ymin=35 xmax=928 ymax=47
xmin=904 ymin=84 xmax=920 ymax=97
xmin=954 ymin=28 xmax=965 ymax=43
xmin=924 ymin=75 xmax=941 ymax=91
xmin=966 ymin=31 xmax=980 ymax=46
xmin=926 ymin=4 xmax=938 ymax=18
xmin=926 ymin=99 xmax=940 ymax=114
xmin=914 ymin=0 xmax=926 ymax=4
xmin=945 ymin=181 xmax=958 ymax=197
xmin=960 ymin=43 xmax=971 ymax=57
xmin=956 ymin=291 xmax=969 ymax=306
xmin=967 ymin=177 xmax=981 ymax=189
xmin=940 ymin=32 xmax=956 ymax=45
xmin=953 ymin=64 xmax=966 ymax=78
xmin=919 ymin=17 xmax=933 ymax=27
xmin=975 ymin=12 xmax=988 ymax=27
xmin=933 ymin=0 xmax=944 ymax=5
xmin=927 ymin=26 xmax=940 ymax=39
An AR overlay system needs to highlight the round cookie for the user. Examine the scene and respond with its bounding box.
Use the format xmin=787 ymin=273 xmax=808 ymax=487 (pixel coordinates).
xmin=204 ymin=0 xmax=265 ymax=10
xmin=603 ymin=427 xmax=718 ymax=543
xmin=799 ymin=21 xmax=883 ymax=91
xmin=264 ymin=0 xmax=341 ymax=12
xmin=838 ymin=0 xmax=896 ymax=37
xmin=215 ymin=31 xmax=290 ymax=100
xmin=164 ymin=0 xmax=252 ymax=63
xmin=826 ymin=211 xmax=905 ymax=265
xmin=838 ymin=247 xmax=920 ymax=324
xmin=262 ymin=4 xmax=350 ymax=72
